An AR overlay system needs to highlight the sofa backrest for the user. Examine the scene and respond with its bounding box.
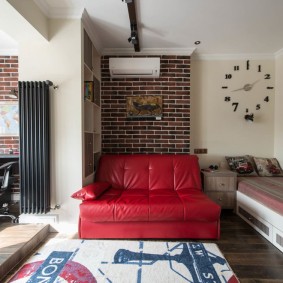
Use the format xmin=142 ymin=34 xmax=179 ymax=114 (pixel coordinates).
xmin=95 ymin=154 xmax=202 ymax=191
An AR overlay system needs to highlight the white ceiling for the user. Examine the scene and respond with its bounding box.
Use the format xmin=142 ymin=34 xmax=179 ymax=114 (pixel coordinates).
xmin=2 ymin=0 xmax=283 ymax=57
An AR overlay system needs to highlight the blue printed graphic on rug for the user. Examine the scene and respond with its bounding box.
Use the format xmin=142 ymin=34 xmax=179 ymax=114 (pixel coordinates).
xmin=108 ymin=242 xmax=226 ymax=283
xmin=26 ymin=251 xmax=72 ymax=282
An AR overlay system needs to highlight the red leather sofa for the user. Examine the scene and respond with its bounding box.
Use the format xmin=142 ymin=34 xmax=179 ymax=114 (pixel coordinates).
xmin=73 ymin=154 xmax=221 ymax=239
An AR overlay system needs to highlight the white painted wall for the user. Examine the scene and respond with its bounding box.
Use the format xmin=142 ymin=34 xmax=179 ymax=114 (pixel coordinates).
xmin=274 ymin=52 xmax=283 ymax=165
xmin=191 ymin=58 xmax=275 ymax=169
xmin=18 ymin=19 xmax=83 ymax=234
xmin=0 ymin=30 xmax=18 ymax=55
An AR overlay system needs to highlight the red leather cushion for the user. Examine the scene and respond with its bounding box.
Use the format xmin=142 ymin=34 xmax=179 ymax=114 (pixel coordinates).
xmin=102 ymin=187 xmax=123 ymax=196
xmin=95 ymin=155 xmax=125 ymax=189
xmin=96 ymin=154 xmax=202 ymax=191
xmin=174 ymin=155 xmax=202 ymax=190
xmin=115 ymin=195 xmax=149 ymax=221
xmin=123 ymin=156 xmax=150 ymax=189
xmin=177 ymin=189 xmax=221 ymax=221
xmin=82 ymin=189 xmax=213 ymax=223
xmin=149 ymin=155 xmax=175 ymax=190
xmin=121 ymin=189 xmax=149 ymax=196
xmin=71 ymin=182 xmax=111 ymax=201
xmin=149 ymin=195 xmax=183 ymax=221
xmin=80 ymin=196 xmax=117 ymax=221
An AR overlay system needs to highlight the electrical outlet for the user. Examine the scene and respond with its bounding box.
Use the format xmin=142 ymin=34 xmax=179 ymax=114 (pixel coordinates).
xmin=194 ymin=148 xmax=208 ymax=154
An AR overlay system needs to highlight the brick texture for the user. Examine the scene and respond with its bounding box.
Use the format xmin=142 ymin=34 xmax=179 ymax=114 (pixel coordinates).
xmin=0 ymin=55 xmax=19 ymax=154
xmin=101 ymin=55 xmax=190 ymax=154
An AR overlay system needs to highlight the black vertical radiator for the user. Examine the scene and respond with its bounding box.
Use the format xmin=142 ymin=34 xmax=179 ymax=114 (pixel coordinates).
xmin=19 ymin=81 xmax=50 ymax=214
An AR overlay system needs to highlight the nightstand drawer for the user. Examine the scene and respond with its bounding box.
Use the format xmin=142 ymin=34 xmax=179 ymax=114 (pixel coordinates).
xmin=206 ymin=192 xmax=236 ymax=209
xmin=204 ymin=176 xmax=235 ymax=192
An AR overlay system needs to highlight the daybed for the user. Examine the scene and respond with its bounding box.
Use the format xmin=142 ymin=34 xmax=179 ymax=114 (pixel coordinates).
xmin=225 ymin=155 xmax=283 ymax=252
xmin=237 ymin=177 xmax=283 ymax=253
xmin=72 ymin=154 xmax=221 ymax=239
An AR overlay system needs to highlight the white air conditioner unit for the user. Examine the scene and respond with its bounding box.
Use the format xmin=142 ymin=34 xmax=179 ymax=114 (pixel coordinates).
xmin=109 ymin=57 xmax=160 ymax=78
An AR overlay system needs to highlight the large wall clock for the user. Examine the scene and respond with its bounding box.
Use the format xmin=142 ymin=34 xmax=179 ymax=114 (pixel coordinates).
xmin=221 ymin=60 xmax=274 ymax=119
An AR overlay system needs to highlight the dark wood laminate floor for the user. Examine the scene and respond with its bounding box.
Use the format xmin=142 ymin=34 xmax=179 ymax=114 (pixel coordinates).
xmin=218 ymin=210 xmax=283 ymax=282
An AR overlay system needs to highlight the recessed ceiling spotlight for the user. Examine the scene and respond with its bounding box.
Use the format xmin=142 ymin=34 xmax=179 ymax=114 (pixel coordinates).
xmin=194 ymin=41 xmax=201 ymax=45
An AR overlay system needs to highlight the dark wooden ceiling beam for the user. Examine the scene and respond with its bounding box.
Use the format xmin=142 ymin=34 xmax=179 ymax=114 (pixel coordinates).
xmin=126 ymin=0 xmax=140 ymax=52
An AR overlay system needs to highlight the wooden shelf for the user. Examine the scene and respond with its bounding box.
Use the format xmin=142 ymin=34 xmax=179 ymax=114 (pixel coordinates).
xmin=82 ymin=28 xmax=101 ymax=184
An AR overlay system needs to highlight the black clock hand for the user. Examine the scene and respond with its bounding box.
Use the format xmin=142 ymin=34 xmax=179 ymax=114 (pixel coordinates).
xmin=232 ymin=80 xmax=260 ymax=92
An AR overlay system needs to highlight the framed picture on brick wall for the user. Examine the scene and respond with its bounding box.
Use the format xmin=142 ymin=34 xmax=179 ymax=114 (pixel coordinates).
xmin=0 ymin=102 xmax=19 ymax=136
xmin=126 ymin=95 xmax=162 ymax=120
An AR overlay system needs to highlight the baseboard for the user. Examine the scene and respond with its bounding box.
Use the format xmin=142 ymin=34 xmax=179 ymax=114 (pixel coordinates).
xmin=19 ymin=214 xmax=59 ymax=225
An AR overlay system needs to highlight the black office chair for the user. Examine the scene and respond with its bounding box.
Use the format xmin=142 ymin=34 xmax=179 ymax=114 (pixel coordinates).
xmin=0 ymin=161 xmax=18 ymax=223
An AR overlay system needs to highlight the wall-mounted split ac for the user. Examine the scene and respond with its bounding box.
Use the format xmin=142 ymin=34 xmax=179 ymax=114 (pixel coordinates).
xmin=109 ymin=57 xmax=160 ymax=78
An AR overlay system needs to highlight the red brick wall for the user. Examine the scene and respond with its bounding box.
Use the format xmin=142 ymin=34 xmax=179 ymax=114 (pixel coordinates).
xmin=0 ymin=55 xmax=19 ymax=154
xmin=101 ymin=55 xmax=190 ymax=154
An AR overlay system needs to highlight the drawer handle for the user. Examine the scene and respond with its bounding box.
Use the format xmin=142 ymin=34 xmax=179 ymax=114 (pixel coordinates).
xmin=220 ymin=183 xmax=225 ymax=187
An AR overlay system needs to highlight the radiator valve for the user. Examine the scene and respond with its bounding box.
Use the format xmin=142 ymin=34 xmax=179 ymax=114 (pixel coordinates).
xmin=51 ymin=204 xmax=61 ymax=210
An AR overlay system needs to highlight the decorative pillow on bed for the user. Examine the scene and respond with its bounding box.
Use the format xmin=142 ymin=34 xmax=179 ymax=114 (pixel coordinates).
xmin=253 ymin=157 xmax=283 ymax=176
xmin=225 ymin=155 xmax=258 ymax=176
xmin=71 ymin=182 xmax=111 ymax=201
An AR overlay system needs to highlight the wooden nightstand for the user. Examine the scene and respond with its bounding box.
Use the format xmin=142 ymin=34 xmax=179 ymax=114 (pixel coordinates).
xmin=201 ymin=170 xmax=237 ymax=210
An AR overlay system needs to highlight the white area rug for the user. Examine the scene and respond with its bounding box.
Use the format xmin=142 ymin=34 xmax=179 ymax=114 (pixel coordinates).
xmin=8 ymin=239 xmax=239 ymax=283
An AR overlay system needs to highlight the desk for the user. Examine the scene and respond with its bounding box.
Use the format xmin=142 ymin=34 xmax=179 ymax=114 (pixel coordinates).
xmin=0 ymin=154 xmax=19 ymax=159
xmin=0 ymin=155 xmax=20 ymax=201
